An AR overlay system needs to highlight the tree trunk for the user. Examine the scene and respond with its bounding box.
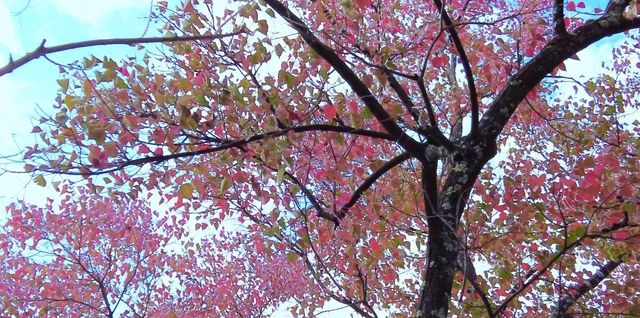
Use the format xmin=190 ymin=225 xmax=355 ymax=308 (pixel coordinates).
xmin=417 ymin=227 xmax=459 ymax=318
xmin=417 ymin=163 xmax=461 ymax=318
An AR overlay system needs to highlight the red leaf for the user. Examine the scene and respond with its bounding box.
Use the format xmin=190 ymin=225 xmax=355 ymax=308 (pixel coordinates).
xmin=369 ymin=237 xmax=382 ymax=254
xmin=381 ymin=271 xmax=395 ymax=284
xmin=577 ymin=2 xmax=585 ymax=8
xmin=322 ymin=104 xmax=337 ymax=120
xmin=567 ymin=1 xmax=576 ymax=11
xmin=139 ymin=144 xmax=151 ymax=154
xmin=353 ymin=0 xmax=372 ymax=10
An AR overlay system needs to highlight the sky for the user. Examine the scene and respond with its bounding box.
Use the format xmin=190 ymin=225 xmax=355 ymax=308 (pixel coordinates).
xmin=0 ymin=0 xmax=161 ymax=206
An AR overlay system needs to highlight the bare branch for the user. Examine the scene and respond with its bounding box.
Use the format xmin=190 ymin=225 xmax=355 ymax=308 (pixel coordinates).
xmin=553 ymin=0 xmax=567 ymax=35
xmin=0 ymin=32 xmax=245 ymax=77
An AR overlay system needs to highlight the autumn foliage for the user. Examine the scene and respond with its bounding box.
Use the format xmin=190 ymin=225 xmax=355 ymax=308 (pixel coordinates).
xmin=1 ymin=0 xmax=640 ymax=317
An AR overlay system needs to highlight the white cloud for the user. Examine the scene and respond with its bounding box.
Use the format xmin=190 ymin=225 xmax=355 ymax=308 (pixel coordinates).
xmin=0 ymin=0 xmax=24 ymax=58
xmin=50 ymin=0 xmax=149 ymax=26
xmin=563 ymin=35 xmax=628 ymax=79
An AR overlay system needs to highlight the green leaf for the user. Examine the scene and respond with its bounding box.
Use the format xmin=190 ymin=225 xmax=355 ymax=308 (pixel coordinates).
xmin=265 ymin=7 xmax=275 ymax=17
xmin=83 ymin=56 xmax=96 ymax=69
xmin=622 ymin=202 xmax=636 ymax=214
xmin=63 ymin=95 xmax=79 ymax=110
xmin=114 ymin=77 xmax=127 ymax=89
xmin=286 ymin=251 xmax=298 ymax=263
xmin=220 ymin=177 xmax=232 ymax=194
xmin=277 ymin=166 xmax=285 ymax=183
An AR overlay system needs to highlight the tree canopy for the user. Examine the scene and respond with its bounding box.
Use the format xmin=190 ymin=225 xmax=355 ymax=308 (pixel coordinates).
xmin=1 ymin=0 xmax=639 ymax=317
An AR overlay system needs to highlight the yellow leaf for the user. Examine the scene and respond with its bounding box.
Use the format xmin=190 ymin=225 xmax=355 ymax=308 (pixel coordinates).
xmin=178 ymin=183 xmax=194 ymax=199
xmin=57 ymin=79 xmax=69 ymax=93
xmin=34 ymin=175 xmax=46 ymax=187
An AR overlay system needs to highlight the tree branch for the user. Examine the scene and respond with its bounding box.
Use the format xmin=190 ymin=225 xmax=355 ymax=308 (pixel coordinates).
xmin=264 ymin=0 xmax=427 ymax=159
xmin=553 ymin=0 xmax=567 ymax=35
xmin=415 ymin=77 xmax=439 ymax=128
xmin=384 ymin=71 xmax=421 ymax=123
xmin=0 ymin=32 xmax=246 ymax=77
xmin=477 ymin=6 xmax=640 ymax=143
xmin=337 ymin=152 xmax=412 ymax=220
xmin=495 ymin=237 xmax=584 ymax=315
xmin=256 ymin=156 xmax=339 ymax=226
xmin=432 ymin=0 xmax=479 ymax=136
xmin=552 ymin=258 xmax=624 ymax=317
xmin=36 ymin=124 xmax=394 ymax=175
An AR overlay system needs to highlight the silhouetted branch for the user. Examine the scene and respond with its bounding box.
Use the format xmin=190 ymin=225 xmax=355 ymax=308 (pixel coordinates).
xmin=478 ymin=8 xmax=640 ymax=143
xmin=553 ymin=0 xmax=567 ymax=35
xmin=0 ymin=32 xmax=245 ymax=77
xmin=432 ymin=0 xmax=479 ymax=136
xmin=34 ymin=124 xmax=394 ymax=176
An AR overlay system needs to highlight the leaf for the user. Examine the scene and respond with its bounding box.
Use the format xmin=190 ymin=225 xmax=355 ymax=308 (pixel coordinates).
xmin=87 ymin=123 xmax=106 ymax=145
xmin=178 ymin=183 xmax=194 ymax=199
xmin=64 ymin=95 xmax=79 ymax=110
xmin=322 ymin=104 xmax=337 ymax=120
xmin=369 ymin=237 xmax=383 ymax=254
xmin=33 ymin=174 xmax=46 ymax=187
xmin=57 ymin=79 xmax=69 ymax=93
xmin=257 ymin=20 xmax=269 ymax=35
xmin=220 ymin=176 xmax=232 ymax=194
xmin=286 ymin=251 xmax=298 ymax=263
xmin=83 ymin=57 xmax=96 ymax=68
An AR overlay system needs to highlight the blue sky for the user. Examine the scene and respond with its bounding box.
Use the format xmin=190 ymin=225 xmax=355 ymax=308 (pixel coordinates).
xmin=0 ymin=0 xmax=170 ymax=205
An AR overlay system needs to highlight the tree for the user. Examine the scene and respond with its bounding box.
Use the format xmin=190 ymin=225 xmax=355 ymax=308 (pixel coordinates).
xmin=0 ymin=184 xmax=175 ymax=317
xmin=1 ymin=0 xmax=639 ymax=317
xmin=0 ymin=184 xmax=311 ymax=317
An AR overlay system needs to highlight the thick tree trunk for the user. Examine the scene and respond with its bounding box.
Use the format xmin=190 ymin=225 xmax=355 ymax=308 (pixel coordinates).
xmin=417 ymin=163 xmax=461 ymax=318
xmin=417 ymin=137 xmax=497 ymax=317
xmin=417 ymin=227 xmax=459 ymax=318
